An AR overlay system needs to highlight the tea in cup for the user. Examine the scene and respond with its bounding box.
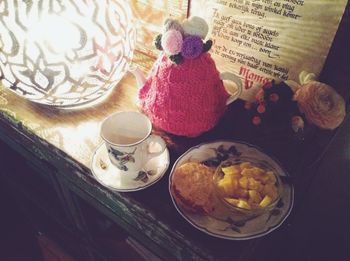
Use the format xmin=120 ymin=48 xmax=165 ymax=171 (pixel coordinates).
xmin=100 ymin=111 xmax=166 ymax=179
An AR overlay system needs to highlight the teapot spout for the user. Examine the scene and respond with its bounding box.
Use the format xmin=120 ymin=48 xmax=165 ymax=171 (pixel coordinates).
xmin=129 ymin=65 xmax=146 ymax=88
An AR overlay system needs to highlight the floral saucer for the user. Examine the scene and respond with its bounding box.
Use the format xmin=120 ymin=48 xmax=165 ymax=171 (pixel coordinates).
xmin=91 ymin=143 xmax=170 ymax=192
xmin=169 ymin=140 xmax=294 ymax=240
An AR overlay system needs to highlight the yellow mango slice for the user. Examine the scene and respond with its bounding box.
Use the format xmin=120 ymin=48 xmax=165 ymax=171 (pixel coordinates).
xmin=259 ymin=195 xmax=272 ymax=207
xmin=247 ymin=177 xmax=262 ymax=190
xmin=237 ymin=199 xmax=251 ymax=209
xmin=258 ymin=174 xmax=271 ymax=184
xmin=263 ymin=183 xmax=277 ymax=199
xmin=235 ymin=188 xmax=249 ymax=198
xmin=248 ymin=190 xmax=262 ymax=203
xmin=239 ymin=176 xmax=249 ymax=189
xmin=251 ymin=167 xmax=265 ymax=177
xmin=217 ymin=177 xmax=237 ymax=196
xmin=222 ymin=166 xmax=240 ymax=176
xmin=266 ymin=171 xmax=277 ymax=184
xmin=239 ymin=162 xmax=252 ymax=170
xmin=241 ymin=168 xmax=254 ymax=177
xmin=224 ymin=198 xmax=239 ymax=206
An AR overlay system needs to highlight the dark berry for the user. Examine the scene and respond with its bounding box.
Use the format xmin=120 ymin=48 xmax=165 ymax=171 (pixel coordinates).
xmin=252 ymin=116 xmax=262 ymax=125
xmin=255 ymin=89 xmax=265 ymax=103
xmin=269 ymin=93 xmax=279 ymax=102
xmin=244 ymin=102 xmax=252 ymax=110
xmin=263 ymin=81 xmax=273 ymax=89
xmin=257 ymin=104 xmax=266 ymax=113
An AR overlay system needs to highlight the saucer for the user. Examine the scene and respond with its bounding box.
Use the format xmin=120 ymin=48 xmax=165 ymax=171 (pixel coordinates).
xmin=91 ymin=143 xmax=170 ymax=192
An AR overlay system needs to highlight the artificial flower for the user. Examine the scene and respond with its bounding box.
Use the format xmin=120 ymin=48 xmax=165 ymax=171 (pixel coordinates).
xmin=294 ymin=81 xmax=346 ymax=130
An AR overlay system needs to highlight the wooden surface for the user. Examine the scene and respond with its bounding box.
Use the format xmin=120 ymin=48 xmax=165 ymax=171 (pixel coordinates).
xmin=0 ymin=47 xmax=348 ymax=260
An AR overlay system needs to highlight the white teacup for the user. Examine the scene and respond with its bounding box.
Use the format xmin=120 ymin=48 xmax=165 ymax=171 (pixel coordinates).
xmin=101 ymin=111 xmax=166 ymax=179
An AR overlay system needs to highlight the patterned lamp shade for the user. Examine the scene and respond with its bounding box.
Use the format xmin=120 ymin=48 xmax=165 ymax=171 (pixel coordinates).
xmin=0 ymin=1 xmax=135 ymax=108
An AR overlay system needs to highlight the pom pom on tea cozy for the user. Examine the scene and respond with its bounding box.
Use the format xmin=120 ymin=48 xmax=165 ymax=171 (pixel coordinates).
xmin=181 ymin=35 xmax=203 ymax=59
xmin=294 ymin=81 xmax=346 ymax=130
xmin=161 ymin=29 xmax=183 ymax=55
xmin=182 ymin=16 xmax=209 ymax=39
xmin=164 ymin=18 xmax=184 ymax=35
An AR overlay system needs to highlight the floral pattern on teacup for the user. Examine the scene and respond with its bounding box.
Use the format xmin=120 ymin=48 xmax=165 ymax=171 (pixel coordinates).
xmin=133 ymin=170 xmax=157 ymax=183
xmin=108 ymin=147 xmax=137 ymax=171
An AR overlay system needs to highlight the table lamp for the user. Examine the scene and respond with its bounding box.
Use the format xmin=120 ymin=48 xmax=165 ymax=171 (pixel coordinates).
xmin=0 ymin=0 xmax=135 ymax=109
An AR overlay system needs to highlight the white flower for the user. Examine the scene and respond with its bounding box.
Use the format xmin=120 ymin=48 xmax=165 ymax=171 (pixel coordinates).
xmin=294 ymin=81 xmax=346 ymax=130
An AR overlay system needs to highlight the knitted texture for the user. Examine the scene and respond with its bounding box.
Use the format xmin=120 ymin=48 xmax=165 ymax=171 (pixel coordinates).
xmin=139 ymin=52 xmax=229 ymax=137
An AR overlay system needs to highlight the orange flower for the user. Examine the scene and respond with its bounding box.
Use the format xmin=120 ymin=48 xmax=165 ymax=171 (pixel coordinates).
xmin=294 ymin=81 xmax=346 ymax=130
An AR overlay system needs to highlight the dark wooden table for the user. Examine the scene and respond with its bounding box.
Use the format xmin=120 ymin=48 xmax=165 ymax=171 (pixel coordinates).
xmin=0 ymin=45 xmax=349 ymax=260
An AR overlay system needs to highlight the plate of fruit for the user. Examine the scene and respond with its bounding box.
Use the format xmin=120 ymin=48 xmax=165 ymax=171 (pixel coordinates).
xmin=169 ymin=140 xmax=294 ymax=240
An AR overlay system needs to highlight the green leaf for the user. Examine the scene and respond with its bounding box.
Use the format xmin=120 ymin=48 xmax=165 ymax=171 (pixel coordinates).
xmin=169 ymin=54 xmax=183 ymax=64
xmin=134 ymin=171 xmax=149 ymax=182
xmin=233 ymin=220 xmax=246 ymax=227
xmin=230 ymin=226 xmax=241 ymax=233
xmin=203 ymin=39 xmax=213 ymax=52
xmin=110 ymin=148 xmax=124 ymax=156
xmin=154 ymin=34 xmax=163 ymax=50
xmin=225 ymin=217 xmax=246 ymax=227
xmin=270 ymin=209 xmax=281 ymax=216
xmin=277 ymin=199 xmax=284 ymax=208
xmin=217 ymin=144 xmax=226 ymax=154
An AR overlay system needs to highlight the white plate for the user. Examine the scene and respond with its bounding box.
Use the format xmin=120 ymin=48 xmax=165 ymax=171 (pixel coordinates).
xmin=169 ymin=140 xmax=294 ymax=240
xmin=91 ymin=143 xmax=170 ymax=192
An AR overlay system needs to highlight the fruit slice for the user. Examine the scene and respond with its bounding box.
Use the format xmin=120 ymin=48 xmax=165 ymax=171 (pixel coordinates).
xmin=221 ymin=166 xmax=240 ymax=176
xmin=248 ymin=189 xmax=262 ymax=203
xmin=224 ymin=198 xmax=239 ymax=206
xmin=217 ymin=177 xmax=237 ymax=196
xmin=259 ymin=195 xmax=272 ymax=207
xmin=237 ymin=199 xmax=251 ymax=209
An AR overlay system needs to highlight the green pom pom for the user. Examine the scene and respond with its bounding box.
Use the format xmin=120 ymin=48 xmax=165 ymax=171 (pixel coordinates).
xmin=203 ymin=39 xmax=213 ymax=52
xmin=154 ymin=34 xmax=163 ymax=50
xmin=169 ymin=54 xmax=183 ymax=64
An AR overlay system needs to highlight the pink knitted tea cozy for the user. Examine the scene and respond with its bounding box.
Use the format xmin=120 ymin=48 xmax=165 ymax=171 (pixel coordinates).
xmin=139 ymin=17 xmax=230 ymax=137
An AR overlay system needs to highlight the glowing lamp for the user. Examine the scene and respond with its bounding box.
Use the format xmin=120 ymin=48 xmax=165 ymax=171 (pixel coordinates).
xmin=0 ymin=1 xmax=135 ymax=108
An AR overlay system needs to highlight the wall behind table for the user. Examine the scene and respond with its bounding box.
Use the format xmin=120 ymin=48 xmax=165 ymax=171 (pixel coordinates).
xmin=321 ymin=1 xmax=350 ymax=101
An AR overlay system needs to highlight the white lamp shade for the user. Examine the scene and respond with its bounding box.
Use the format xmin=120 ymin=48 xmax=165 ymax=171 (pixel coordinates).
xmin=0 ymin=0 xmax=135 ymax=108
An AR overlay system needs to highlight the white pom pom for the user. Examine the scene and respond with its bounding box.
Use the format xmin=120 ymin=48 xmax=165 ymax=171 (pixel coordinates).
xmin=182 ymin=16 xmax=209 ymax=39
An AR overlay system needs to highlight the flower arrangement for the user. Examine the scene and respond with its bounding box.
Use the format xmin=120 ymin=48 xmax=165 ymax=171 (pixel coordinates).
xmin=245 ymin=80 xmax=305 ymax=136
xmin=154 ymin=17 xmax=213 ymax=64
xmin=245 ymin=72 xmax=346 ymax=136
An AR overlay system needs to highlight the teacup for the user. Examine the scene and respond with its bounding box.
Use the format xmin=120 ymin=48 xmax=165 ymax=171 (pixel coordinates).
xmin=101 ymin=111 xmax=166 ymax=179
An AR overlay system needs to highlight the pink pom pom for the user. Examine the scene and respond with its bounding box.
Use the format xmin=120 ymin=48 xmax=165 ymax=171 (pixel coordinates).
xmin=161 ymin=29 xmax=183 ymax=55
